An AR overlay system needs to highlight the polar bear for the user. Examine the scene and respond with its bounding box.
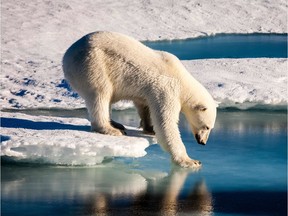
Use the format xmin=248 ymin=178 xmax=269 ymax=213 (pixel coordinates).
xmin=63 ymin=31 xmax=217 ymax=168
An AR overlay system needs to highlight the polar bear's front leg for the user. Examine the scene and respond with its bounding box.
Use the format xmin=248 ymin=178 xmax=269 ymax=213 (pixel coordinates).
xmin=149 ymin=97 xmax=201 ymax=169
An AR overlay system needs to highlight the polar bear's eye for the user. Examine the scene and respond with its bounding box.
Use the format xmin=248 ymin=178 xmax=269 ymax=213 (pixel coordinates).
xmin=204 ymin=126 xmax=210 ymax=130
xmin=194 ymin=104 xmax=207 ymax=111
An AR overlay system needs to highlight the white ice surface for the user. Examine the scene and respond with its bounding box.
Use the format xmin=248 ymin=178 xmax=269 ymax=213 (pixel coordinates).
xmin=1 ymin=111 xmax=155 ymax=165
xmin=1 ymin=0 xmax=287 ymax=164
xmin=1 ymin=58 xmax=286 ymax=110
xmin=183 ymin=59 xmax=287 ymax=109
xmin=1 ymin=0 xmax=287 ymax=110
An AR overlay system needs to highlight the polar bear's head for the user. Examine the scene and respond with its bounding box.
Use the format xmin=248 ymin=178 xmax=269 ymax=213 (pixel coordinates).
xmin=182 ymin=102 xmax=217 ymax=145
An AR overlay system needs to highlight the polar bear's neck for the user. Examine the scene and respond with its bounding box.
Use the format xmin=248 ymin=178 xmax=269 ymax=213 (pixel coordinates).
xmin=179 ymin=68 xmax=214 ymax=107
xmin=155 ymin=51 xmax=213 ymax=107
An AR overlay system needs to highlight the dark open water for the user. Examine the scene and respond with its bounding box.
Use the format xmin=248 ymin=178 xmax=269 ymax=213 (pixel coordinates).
xmin=1 ymin=109 xmax=287 ymax=216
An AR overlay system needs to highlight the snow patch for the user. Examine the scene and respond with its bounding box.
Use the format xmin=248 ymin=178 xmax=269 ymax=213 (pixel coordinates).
xmin=183 ymin=58 xmax=287 ymax=109
xmin=1 ymin=58 xmax=286 ymax=110
xmin=1 ymin=112 xmax=155 ymax=165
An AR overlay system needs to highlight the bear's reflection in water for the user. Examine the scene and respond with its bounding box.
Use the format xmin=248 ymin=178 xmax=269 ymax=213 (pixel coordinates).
xmin=84 ymin=169 xmax=213 ymax=216
xmin=2 ymin=165 xmax=212 ymax=215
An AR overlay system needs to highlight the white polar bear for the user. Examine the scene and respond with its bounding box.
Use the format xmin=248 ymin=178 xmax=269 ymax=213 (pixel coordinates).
xmin=63 ymin=31 xmax=217 ymax=168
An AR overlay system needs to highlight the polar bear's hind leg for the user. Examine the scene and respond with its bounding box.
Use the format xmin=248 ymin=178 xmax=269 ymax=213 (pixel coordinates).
xmin=85 ymin=89 xmax=124 ymax=136
xmin=134 ymin=101 xmax=155 ymax=135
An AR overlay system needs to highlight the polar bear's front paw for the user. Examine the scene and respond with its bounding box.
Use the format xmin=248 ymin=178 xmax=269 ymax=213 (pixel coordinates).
xmin=174 ymin=157 xmax=202 ymax=169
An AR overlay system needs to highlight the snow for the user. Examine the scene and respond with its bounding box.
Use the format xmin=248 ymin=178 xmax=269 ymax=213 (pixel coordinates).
xmin=1 ymin=111 xmax=155 ymax=165
xmin=183 ymin=58 xmax=287 ymax=109
xmin=1 ymin=0 xmax=287 ymax=165
xmin=1 ymin=0 xmax=287 ymax=110
xmin=1 ymin=58 xmax=286 ymax=110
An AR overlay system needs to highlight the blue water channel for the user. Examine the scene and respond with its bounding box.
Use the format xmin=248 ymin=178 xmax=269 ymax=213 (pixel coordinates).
xmin=1 ymin=34 xmax=287 ymax=216
xmin=144 ymin=34 xmax=288 ymax=60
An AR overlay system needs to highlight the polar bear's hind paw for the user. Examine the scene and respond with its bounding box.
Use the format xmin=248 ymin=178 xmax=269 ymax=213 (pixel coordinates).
xmin=92 ymin=126 xmax=124 ymax=136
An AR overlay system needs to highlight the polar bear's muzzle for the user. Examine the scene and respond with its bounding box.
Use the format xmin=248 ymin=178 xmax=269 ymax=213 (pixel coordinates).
xmin=195 ymin=134 xmax=206 ymax=145
xmin=195 ymin=130 xmax=210 ymax=145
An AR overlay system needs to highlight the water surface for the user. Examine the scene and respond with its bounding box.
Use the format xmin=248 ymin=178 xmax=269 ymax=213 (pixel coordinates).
xmin=144 ymin=34 xmax=288 ymax=60
xmin=2 ymin=110 xmax=287 ymax=216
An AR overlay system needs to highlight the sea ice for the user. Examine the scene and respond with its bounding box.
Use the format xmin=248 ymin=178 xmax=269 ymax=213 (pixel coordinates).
xmin=1 ymin=0 xmax=287 ymax=110
xmin=1 ymin=0 xmax=287 ymax=165
xmin=1 ymin=112 xmax=155 ymax=165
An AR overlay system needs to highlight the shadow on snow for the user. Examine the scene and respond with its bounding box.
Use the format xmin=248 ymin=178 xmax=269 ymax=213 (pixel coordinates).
xmin=1 ymin=117 xmax=90 ymax=132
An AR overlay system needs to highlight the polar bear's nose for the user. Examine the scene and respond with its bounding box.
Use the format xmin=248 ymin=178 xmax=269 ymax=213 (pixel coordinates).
xmin=195 ymin=134 xmax=206 ymax=145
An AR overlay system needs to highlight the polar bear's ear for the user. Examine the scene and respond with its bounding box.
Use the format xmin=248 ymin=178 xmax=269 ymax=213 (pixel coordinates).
xmin=194 ymin=104 xmax=207 ymax=111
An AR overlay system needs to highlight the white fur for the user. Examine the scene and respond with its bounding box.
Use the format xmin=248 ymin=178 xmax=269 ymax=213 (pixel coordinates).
xmin=63 ymin=31 xmax=217 ymax=168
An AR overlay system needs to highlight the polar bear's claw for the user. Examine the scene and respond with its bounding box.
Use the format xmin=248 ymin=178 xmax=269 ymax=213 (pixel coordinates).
xmin=111 ymin=120 xmax=126 ymax=131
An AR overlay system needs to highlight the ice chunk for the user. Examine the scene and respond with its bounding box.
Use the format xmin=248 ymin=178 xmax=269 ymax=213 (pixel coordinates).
xmin=1 ymin=112 xmax=155 ymax=165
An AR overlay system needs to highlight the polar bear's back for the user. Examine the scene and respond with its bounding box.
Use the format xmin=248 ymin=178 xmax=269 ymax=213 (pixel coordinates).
xmin=63 ymin=31 xmax=160 ymax=83
xmin=62 ymin=31 xmax=199 ymax=103
xmin=62 ymin=31 xmax=168 ymax=100
xmin=63 ymin=31 xmax=157 ymax=70
xmin=87 ymin=31 xmax=156 ymax=59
